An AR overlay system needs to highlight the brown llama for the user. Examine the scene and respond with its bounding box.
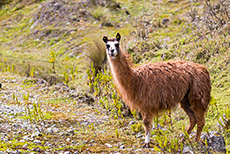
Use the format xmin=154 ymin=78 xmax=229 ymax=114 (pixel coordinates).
xmin=102 ymin=33 xmax=211 ymax=148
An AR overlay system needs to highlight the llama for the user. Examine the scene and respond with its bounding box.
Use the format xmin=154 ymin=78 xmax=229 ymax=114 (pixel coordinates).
xmin=102 ymin=33 xmax=211 ymax=148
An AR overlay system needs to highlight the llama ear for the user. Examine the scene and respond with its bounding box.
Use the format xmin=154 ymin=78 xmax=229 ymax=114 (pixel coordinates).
xmin=102 ymin=36 xmax=108 ymax=43
xmin=116 ymin=33 xmax=121 ymax=42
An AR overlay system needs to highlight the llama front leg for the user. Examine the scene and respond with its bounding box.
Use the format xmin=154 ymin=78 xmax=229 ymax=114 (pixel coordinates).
xmin=142 ymin=114 xmax=153 ymax=148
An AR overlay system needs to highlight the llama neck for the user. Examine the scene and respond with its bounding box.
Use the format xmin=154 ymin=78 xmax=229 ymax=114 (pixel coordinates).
xmin=108 ymin=51 xmax=133 ymax=88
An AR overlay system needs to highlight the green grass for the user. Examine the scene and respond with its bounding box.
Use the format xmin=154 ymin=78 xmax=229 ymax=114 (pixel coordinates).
xmin=0 ymin=0 xmax=229 ymax=152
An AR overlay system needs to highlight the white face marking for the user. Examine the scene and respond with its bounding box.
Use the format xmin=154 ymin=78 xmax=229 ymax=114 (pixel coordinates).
xmin=145 ymin=132 xmax=150 ymax=144
xmin=106 ymin=41 xmax=119 ymax=59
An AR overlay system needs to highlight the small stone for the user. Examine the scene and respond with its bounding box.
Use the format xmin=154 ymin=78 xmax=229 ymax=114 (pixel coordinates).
xmin=90 ymin=140 xmax=94 ymax=143
xmin=183 ymin=146 xmax=194 ymax=154
xmin=162 ymin=18 xmax=170 ymax=25
xmin=33 ymin=147 xmax=42 ymax=152
xmin=119 ymin=145 xmax=125 ymax=150
xmin=53 ymin=127 xmax=59 ymax=133
xmin=168 ymin=0 xmax=177 ymax=3
xmin=47 ymin=128 xmax=54 ymax=134
xmin=64 ymin=151 xmax=71 ymax=154
xmin=67 ymin=129 xmax=75 ymax=135
xmin=152 ymin=123 xmax=163 ymax=130
xmin=33 ymin=140 xmax=42 ymax=144
xmin=13 ymin=123 xmax=19 ymax=127
xmin=83 ymin=140 xmax=88 ymax=144
xmin=105 ymin=143 xmax=113 ymax=148
xmin=48 ymin=144 xmax=52 ymax=147
xmin=17 ymin=131 xmax=22 ymax=134
xmin=136 ymin=134 xmax=143 ymax=138
xmin=23 ymin=135 xmax=31 ymax=140
xmin=66 ymin=138 xmax=70 ymax=142
xmin=22 ymin=144 xmax=28 ymax=150
xmin=128 ymin=121 xmax=136 ymax=126
xmin=135 ymin=149 xmax=142 ymax=152
xmin=19 ymin=139 xmax=25 ymax=142
xmin=31 ymin=133 xmax=37 ymax=138
xmin=71 ymin=141 xmax=76 ymax=144
xmin=81 ymin=122 xmax=88 ymax=126
xmin=74 ymin=151 xmax=79 ymax=154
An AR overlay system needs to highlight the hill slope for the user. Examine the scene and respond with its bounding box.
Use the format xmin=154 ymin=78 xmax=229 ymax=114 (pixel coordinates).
xmin=0 ymin=0 xmax=229 ymax=153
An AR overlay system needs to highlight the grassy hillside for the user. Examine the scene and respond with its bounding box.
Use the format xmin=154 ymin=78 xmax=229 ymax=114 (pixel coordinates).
xmin=0 ymin=0 xmax=229 ymax=153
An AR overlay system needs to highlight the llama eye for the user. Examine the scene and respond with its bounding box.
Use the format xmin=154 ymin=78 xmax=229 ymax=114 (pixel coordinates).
xmin=106 ymin=44 xmax=110 ymax=48
xmin=115 ymin=43 xmax=119 ymax=47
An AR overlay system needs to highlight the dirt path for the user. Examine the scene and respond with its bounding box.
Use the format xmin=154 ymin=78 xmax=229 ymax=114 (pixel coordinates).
xmin=0 ymin=72 xmax=145 ymax=153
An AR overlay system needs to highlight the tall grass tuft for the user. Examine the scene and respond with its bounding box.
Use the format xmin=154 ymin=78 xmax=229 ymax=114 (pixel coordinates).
xmin=86 ymin=37 xmax=106 ymax=74
xmin=90 ymin=6 xmax=110 ymax=22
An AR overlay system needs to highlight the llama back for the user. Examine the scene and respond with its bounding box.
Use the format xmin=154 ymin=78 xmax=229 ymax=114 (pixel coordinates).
xmin=124 ymin=61 xmax=211 ymax=113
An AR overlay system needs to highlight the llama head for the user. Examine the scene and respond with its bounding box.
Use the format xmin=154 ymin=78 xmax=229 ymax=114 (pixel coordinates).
xmin=102 ymin=33 xmax=121 ymax=59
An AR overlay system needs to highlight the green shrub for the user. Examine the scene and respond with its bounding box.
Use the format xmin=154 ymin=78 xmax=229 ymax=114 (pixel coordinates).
xmin=86 ymin=37 xmax=107 ymax=74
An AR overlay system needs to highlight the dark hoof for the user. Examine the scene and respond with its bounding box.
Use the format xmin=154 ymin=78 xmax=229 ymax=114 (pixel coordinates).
xmin=142 ymin=143 xmax=150 ymax=148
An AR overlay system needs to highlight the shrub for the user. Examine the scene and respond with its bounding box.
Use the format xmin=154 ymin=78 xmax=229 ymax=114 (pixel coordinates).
xmin=189 ymin=0 xmax=230 ymax=33
xmin=86 ymin=37 xmax=107 ymax=74
xmin=90 ymin=6 xmax=110 ymax=22
xmin=86 ymin=65 xmax=135 ymax=119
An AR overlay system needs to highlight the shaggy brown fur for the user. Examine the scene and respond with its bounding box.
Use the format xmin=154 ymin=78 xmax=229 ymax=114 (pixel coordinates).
xmin=103 ymin=33 xmax=211 ymax=148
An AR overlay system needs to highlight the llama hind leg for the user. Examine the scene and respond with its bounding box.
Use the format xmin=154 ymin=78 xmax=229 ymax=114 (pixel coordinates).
xmin=142 ymin=114 xmax=153 ymax=148
xmin=180 ymin=98 xmax=197 ymax=135
xmin=191 ymin=107 xmax=205 ymax=142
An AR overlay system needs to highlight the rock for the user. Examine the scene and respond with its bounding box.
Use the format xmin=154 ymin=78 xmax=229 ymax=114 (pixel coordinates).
xmin=67 ymin=129 xmax=75 ymax=135
xmin=53 ymin=127 xmax=59 ymax=133
xmin=81 ymin=122 xmax=88 ymax=126
xmin=135 ymin=149 xmax=142 ymax=152
xmin=31 ymin=132 xmax=40 ymax=138
xmin=33 ymin=139 xmax=42 ymax=144
xmin=47 ymin=127 xmax=54 ymax=134
xmin=136 ymin=133 xmax=143 ymax=138
xmin=168 ymin=0 xmax=177 ymax=3
xmin=66 ymin=138 xmax=70 ymax=142
xmin=152 ymin=123 xmax=163 ymax=130
xmin=182 ymin=146 xmax=194 ymax=154
xmin=162 ymin=18 xmax=170 ymax=25
xmin=64 ymin=151 xmax=71 ymax=154
xmin=47 ymin=144 xmax=52 ymax=147
xmin=201 ymin=131 xmax=226 ymax=153
xmin=19 ymin=139 xmax=25 ymax=142
xmin=74 ymin=151 xmax=79 ymax=154
xmin=128 ymin=121 xmax=136 ymax=126
xmin=105 ymin=143 xmax=113 ymax=148
xmin=23 ymin=135 xmax=31 ymax=141
xmin=32 ymin=147 xmax=42 ymax=152
xmin=119 ymin=145 xmax=125 ymax=150
xmin=22 ymin=144 xmax=28 ymax=150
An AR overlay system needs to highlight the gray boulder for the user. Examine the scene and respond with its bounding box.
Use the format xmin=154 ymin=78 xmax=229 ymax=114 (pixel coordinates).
xmin=201 ymin=131 xmax=226 ymax=153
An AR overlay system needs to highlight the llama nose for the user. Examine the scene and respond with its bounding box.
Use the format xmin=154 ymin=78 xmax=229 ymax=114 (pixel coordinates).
xmin=110 ymin=49 xmax=115 ymax=55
